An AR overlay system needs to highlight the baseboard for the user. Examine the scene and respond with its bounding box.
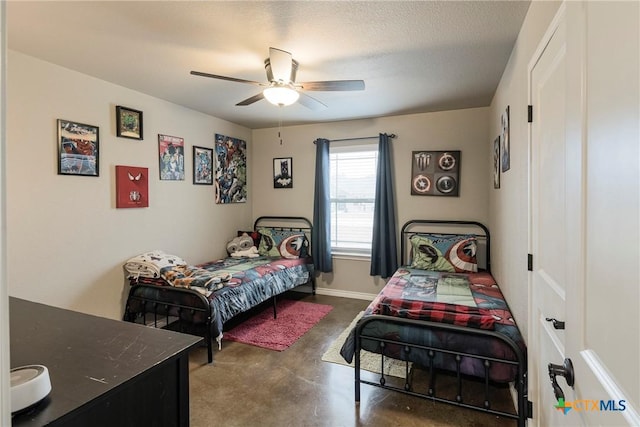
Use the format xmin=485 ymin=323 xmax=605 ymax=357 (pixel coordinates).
xmin=315 ymin=287 xmax=376 ymax=301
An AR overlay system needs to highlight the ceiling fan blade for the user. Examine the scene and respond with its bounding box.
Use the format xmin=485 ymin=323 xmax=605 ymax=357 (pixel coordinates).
xmin=297 ymin=92 xmax=328 ymax=111
xmin=236 ymin=92 xmax=265 ymax=106
xmin=269 ymin=47 xmax=294 ymax=82
xmin=190 ymin=70 xmax=264 ymax=86
xmin=298 ymin=80 xmax=365 ymax=91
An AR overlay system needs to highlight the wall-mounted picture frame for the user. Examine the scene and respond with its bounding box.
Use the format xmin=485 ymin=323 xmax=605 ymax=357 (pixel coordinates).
xmin=215 ymin=133 xmax=247 ymax=203
xmin=493 ymin=136 xmax=501 ymax=189
xmin=410 ymin=150 xmax=460 ymax=197
xmin=273 ymin=157 xmax=293 ymax=188
xmin=158 ymin=134 xmax=185 ymax=180
xmin=116 ymin=106 xmax=143 ymax=140
xmin=116 ymin=165 xmax=149 ymax=208
xmin=501 ymin=105 xmax=510 ymax=172
xmin=193 ymin=146 xmax=213 ymax=185
xmin=57 ymin=119 xmax=99 ymax=177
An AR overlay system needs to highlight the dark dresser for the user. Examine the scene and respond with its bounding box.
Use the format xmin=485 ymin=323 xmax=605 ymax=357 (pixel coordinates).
xmin=10 ymin=297 xmax=201 ymax=426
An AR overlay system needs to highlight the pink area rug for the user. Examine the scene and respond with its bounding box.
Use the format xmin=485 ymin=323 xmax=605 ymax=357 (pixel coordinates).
xmin=223 ymin=299 xmax=333 ymax=351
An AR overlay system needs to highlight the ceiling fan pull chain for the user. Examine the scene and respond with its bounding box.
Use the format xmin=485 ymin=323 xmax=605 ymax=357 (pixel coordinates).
xmin=278 ymin=106 xmax=283 ymax=145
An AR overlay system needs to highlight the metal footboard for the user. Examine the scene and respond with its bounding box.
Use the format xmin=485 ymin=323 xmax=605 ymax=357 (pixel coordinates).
xmin=124 ymin=284 xmax=291 ymax=364
xmin=124 ymin=284 xmax=214 ymax=362
xmin=354 ymin=315 xmax=530 ymax=426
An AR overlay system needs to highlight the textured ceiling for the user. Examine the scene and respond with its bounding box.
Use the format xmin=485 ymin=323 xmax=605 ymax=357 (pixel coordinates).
xmin=7 ymin=1 xmax=530 ymax=129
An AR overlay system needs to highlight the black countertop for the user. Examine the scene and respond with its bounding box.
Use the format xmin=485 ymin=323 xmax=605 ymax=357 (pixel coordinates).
xmin=9 ymin=297 xmax=201 ymax=426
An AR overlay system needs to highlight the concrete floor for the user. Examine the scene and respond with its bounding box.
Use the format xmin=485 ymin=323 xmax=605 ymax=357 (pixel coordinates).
xmin=187 ymin=291 xmax=518 ymax=427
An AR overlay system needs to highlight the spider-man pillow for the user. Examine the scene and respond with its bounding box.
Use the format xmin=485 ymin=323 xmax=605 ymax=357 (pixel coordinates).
xmin=410 ymin=233 xmax=478 ymax=273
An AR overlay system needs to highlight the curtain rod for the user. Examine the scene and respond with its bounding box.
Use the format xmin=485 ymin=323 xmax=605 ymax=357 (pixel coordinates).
xmin=314 ymin=133 xmax=396 ymax=144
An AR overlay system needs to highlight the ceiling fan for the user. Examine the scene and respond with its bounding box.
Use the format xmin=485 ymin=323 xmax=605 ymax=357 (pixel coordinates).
xmin=190 ymin=47 xmax=365 ymax=110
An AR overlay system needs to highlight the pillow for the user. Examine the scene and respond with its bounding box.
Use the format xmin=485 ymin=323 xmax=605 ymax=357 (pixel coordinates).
xmin=226 ymin=233 xmax=255 ymax=255
xmin=257 ymin=228 xmax=308 ymax=259
xmin=409 ymin=234 xmax=478 ymax=273
xmin=237 ymin=230 xmax=261 ymax=248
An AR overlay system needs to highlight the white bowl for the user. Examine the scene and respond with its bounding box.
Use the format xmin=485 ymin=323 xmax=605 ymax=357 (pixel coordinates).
xmin=10 ymin=365 xmax=52 ymax=414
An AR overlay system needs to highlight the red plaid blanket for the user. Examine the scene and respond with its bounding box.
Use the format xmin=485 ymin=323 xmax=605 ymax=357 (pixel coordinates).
xmin=367 ymin=268 xmax=503 ymax=330
xmin=374 ymin=298 xmax=495 ymax=330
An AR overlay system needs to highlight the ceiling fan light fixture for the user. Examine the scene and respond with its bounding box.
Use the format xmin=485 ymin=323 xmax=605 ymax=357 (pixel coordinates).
xmin=263 ymin=86 xmax=299 ymax=106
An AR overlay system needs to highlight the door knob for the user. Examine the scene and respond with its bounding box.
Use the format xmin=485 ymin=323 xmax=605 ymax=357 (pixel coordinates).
xmin=548 ymin=358 xmax=574 ymax=400
xmin=545 ymin=317 xmax=565 ymax=330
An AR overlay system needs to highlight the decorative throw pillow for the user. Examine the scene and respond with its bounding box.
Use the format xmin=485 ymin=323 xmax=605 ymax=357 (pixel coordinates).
xmin=257 ymin=228 xmax=308 ymax=259
xmin=226 ymin=233 xmax=255 ymax=255
xmin=237 ymin=230 xmax=261 ymax=248
xmin=410 ymin=233 xmax=478 ymax=273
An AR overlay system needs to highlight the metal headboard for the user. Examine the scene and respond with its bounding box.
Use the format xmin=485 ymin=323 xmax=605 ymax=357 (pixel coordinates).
xmin=400 ymin=219 xmax=491 ymax=273
xmin=253 ymin=216 xmax=313 ymax=256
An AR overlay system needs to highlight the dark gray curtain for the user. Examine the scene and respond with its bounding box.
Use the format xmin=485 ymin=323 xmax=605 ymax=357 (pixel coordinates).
xmin=370 ymin=133 xmax=398 ymax=278
xmin=312 ymin=138 xmax=333 ymax=272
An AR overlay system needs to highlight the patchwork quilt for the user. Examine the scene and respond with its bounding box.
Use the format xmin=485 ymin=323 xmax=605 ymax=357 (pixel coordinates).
xmin=340 ymin=267 xmax=525 ymax=382
xmin=130 ymin=256 xmax=313 ymax=346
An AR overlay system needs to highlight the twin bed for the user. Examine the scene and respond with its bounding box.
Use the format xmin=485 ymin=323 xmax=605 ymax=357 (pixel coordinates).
xmin=340 ymin=219 xmax=529 ymax=426
xmin=123 ymin=216 xmax=315 ymax=363
xmin=123 ymin=216 xmax=527 ymax=425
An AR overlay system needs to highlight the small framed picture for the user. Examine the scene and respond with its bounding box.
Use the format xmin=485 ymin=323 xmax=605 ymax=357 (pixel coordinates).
xmin=158 ymin=134 xmax=185 ymax=180
xmin=501 ymin=105 xmax=510 ymax=172
xmin=116 ymin=106 xmax=143 ymax=140
xmin=493 ymin=136 xmax=501 ymax=189
xmin=193 ymin=146 xmax=213 ymax=185
xmin=116 ymin=165 xmax=149 ymax=208
xmin=273 ymin=157 xmax=293 ymax=188
xmin=57 ymin=119 xmax=99 ymax=177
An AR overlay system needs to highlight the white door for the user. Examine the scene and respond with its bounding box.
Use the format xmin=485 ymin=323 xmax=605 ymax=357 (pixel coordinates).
xmin=529 ymin=5 xmax=571 ymax=425
xmin=529 ymin=2 xmax=639 ymax=426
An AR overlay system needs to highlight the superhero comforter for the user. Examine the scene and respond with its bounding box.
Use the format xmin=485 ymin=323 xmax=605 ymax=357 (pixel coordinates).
xmin=130 ymin=256 xmax=313 ymax=346
xmin=340 ymin=267 xmax=525 ymax=382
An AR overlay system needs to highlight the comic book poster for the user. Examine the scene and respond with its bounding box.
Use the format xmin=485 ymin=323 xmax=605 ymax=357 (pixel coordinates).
xmin=158 ymin=134 xmax=185 ymax=180
xmin=215 ymin=133 xmax=247 ymax=203
xmin=57 ymin=119 xmax=99 ymax=176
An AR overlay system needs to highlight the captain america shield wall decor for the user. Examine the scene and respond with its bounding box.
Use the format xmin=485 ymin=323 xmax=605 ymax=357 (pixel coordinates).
xmin=411 ymin=151 xmax=461 ymax=197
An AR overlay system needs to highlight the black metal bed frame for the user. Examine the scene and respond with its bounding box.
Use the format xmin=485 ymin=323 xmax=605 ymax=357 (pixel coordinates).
xmin=123 ymin=216 xmax=315 ymax=364
xmin=353 ymin=219 xmax=530 ymax=426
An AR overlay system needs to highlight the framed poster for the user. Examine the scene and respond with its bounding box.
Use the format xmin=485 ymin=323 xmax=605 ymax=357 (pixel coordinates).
xmin=501 ymin=105 xmax=510 ymax=172
xmin=116 ymin=106 xmax=143 ymax=140
xmin=410 ymin=151 xmax=460 ymax=197
xmin=116 ymin=165 xmax=149 ymax=208
xmin=273 ymin=157 xmax=293 ymax=188
xmin=193 ymin=146 xmax=213 ymax=185
xmin=493 ymin=137 xmax=501 ymax=189
xmin=158 ymin=134 xmax=185 ymax=180
xmin=57 ymin=119 xmax=99 ymax=177
xmin=214 ymin=133 xmax=247 ymax=203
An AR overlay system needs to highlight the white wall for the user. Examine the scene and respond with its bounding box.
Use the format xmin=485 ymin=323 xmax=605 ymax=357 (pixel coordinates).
xmin=488 ymin=0 xmax=561 ymax=340
xmin=6 ymin=51 xmax=253 ymax=319
xmin=252 ymin=107 xmax=490 ymax=297
xmin=0 ymin=1 xmax=11 ymax=423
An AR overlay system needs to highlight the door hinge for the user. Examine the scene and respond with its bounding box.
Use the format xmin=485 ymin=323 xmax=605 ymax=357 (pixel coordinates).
xmin=527 ymin=400 xmax=534 ymax=418
xmin=527 ymin=254 xmax=533 ymax=271
xmin=528 ymin=105 xmax=533 ymax=123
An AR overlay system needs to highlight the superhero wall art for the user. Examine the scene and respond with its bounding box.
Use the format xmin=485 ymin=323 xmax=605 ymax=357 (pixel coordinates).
xmin=215 ymin=133 xmax=247 ymax=204
xmin=116 ymin=165 xmax=149 ymax=208
xmin=411 ymin=151 xmax=461 ymax=197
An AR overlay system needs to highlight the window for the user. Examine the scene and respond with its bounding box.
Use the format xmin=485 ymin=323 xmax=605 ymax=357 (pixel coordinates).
xmin=329 ymin=144 xmax=378 ymax=255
